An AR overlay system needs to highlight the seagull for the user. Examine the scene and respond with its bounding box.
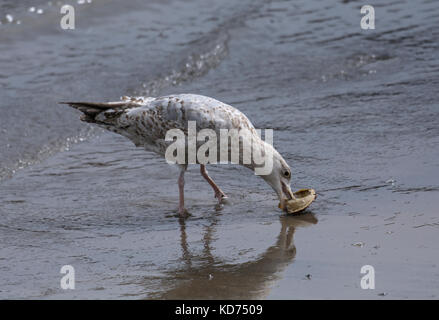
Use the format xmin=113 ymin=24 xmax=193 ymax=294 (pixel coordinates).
xmin=61 ymin=94 xmax=295 ymax=215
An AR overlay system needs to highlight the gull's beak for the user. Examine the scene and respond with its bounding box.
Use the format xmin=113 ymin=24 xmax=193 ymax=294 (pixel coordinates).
xmin=278 ymin=181 xmax=295 ymax=210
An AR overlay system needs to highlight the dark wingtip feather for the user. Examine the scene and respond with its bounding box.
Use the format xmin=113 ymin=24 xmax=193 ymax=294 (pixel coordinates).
xmin=58 ymin=102 xmax=86 ymax=109
xmin=59 ymin=101 xmax=130 ymax=110
xmin=60 ymin=100 xmax=133 ymax=124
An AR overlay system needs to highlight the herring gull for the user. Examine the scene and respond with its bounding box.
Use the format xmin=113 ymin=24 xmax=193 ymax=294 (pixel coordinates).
xmin=61 ymin=94 xmax=295 ymax=215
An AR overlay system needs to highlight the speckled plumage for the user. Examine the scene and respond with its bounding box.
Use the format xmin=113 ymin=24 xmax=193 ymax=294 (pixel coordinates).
xmin=65 ymin=94 xmax=261 ymax=159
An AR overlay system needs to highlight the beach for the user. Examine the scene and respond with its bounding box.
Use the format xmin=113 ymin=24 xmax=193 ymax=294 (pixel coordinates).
xmin=0 ymin=0 xmax=438 ymax=299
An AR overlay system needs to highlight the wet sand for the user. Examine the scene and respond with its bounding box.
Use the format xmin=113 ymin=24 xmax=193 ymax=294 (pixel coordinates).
xmin=1 ymin=0 xmax=439 ymax=299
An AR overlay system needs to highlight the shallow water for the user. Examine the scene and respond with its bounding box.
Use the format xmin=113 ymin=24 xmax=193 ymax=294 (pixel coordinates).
xmin=1 ymin=0 xmax=439 ymax=299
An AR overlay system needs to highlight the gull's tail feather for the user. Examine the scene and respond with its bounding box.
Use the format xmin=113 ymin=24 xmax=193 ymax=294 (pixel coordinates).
xmin=59 ymin=101 xmax=131 ymax=123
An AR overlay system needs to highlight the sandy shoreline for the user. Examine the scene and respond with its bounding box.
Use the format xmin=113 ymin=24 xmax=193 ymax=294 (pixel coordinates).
xmin=1 ymin=0 xmax=439 ymax=299
xmin=1 ymin=137 xmax=438 ymax=299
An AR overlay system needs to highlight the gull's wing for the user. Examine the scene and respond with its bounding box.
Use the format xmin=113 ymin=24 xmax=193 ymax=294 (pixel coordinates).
xmin=61 ymin=94 xmax=257 ymax=152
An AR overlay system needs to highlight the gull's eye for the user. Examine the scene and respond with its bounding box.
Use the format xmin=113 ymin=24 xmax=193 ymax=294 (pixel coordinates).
xmin=283 ymin=170 xmax=290 ymax=178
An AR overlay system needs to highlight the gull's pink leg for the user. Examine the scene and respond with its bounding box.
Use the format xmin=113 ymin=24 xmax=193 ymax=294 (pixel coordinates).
xmin=200 ymin=164 xmax=227 ymax=203
xmin=178 ymin=168 xmax=186 ymax=216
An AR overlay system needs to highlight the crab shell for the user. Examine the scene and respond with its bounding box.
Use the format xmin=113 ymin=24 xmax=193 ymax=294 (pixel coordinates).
xmin=283 ymin=188 xmax=316 ymax=214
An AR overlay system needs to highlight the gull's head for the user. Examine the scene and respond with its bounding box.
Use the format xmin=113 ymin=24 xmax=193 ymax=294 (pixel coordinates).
xmin=259 ymin=152 xmax=294 ymax=210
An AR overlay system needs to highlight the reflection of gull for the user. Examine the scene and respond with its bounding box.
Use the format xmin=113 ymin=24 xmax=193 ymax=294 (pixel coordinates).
xmin=149 ymin=213 xmax=318 ymax=299
xmin=61 ymin=94 xmax=295 ymax=215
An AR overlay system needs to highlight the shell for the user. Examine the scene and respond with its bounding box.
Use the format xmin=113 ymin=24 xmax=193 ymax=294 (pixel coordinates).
xmin=285 ymin=188 xmax=316 ymax=214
